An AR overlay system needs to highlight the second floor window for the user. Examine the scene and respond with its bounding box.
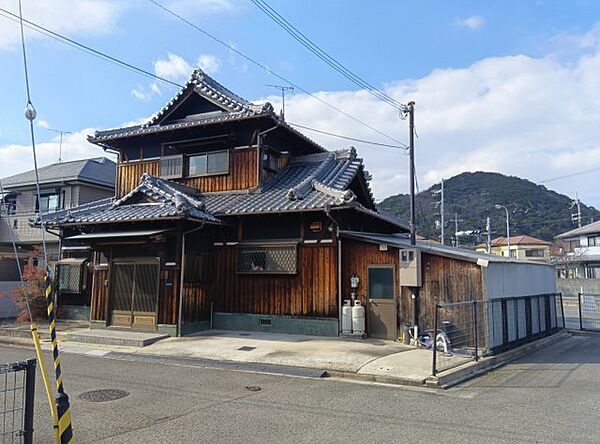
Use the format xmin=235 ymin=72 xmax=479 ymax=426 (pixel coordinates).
xmin=188 ymin=150 xmax=229 ymax=177
xmin=37 ymin=193 xmax=60 ymax=213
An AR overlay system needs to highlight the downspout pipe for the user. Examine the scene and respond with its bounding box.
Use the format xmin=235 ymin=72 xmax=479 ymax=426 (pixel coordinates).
xmin=177 ymin=222 xmax=205 ymax=337
xmin=324 ymin=204 xmax=342 ymax=335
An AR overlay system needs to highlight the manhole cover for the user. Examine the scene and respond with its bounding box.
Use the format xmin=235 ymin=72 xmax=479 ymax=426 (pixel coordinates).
xmin=78 ymin=389 xmax=130 ymax=402
xmin=245 ymin=386 xmax=261 ymax=392
xmin=238 ymin=346 xmax=256 ymax=351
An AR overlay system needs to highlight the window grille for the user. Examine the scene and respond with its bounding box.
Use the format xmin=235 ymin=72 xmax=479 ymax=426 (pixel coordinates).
xmin=237 ymin=245 xmax=297 ymax=274
xmin=57 ymin=260 xmax=86 ymax=294
xmin=160 ymin=154 xmax=184 ymax=179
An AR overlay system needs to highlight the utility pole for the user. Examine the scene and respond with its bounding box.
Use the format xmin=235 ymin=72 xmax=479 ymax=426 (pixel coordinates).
xmin=432 ymin=179 xmax=445 ymax=245
xmin=267 ymin=84 xmax=294 ymax=120
xmin=453 ymin=212 xmax=463 ymax=247
xmin=407 ymin=101 xmax=416 ymax=246
xmin=495 ymin=204 xmax=511 ymax=257
xmin=570 ymin=193 xmax=582 ymax=228
xmin=486 ymin=217 xmax=492 ymax=254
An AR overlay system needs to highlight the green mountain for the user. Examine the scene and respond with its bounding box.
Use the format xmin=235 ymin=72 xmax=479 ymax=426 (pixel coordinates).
xmin=378 ymin=172 xmax=600 ymax=243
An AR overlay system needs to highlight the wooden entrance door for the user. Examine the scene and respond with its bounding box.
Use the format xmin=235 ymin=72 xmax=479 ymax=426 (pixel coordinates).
xmin=110 ymin=258 xmax=160 ymax=329
xmin=367 ymin=265 xmax=397 ymax=340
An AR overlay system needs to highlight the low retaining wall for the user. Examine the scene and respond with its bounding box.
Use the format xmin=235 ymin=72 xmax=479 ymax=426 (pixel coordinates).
xmin=213 ymin=312 xmax=339 ymax=337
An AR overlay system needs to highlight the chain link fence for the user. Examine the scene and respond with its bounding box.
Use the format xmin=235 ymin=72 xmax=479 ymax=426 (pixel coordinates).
xmin=433 ymin=293 xmax=564 ymax=375
xmin=1 ymin=359 xmax=35 ymax=444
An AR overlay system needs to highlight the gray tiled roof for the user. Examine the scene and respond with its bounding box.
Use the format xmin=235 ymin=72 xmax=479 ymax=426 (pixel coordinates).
xmin=1 ymin=157 xmax=116 ymax=189
xmin=555 ymin=220 xmax=600 ymax=239
xmin=145 ymin=68 xmax=266 ymax=126
xmin=43 ymin=175 xmax=221 ymax=225
xmin=203 ymin=147 xmax=370 ymax=215
xmin=90 ymin=69 xmax=274 ymax=143
xmin=41 ymin=148 xmax=404 ymax=230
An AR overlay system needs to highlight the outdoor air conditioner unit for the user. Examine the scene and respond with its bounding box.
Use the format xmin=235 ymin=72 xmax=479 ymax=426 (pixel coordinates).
xmin=399 ymin=248 xmax=422 ymax=287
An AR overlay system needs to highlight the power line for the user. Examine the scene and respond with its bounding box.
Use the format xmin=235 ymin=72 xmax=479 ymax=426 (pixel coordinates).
xmin=0 ymin=8 xmax=182 ymax=89
xmin=250 ymin=0 xmax=404 ymax=111
xmin=0 ymin=8 xmax=405 ymax=154
xmin=287 ymin=122 xmax=407 ymax=150
xmin=538 ymin=166 xmax=600 ymax=184
xmin=147 ymin=0 xmax=407 ymax=146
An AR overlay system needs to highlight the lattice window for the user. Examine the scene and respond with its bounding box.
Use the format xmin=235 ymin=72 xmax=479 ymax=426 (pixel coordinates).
xmin=237 ymin=245 xmax=297 ymax=274
xmin=160 ymin=154 xmax=184 ymax=179
xmin=58 ymin=262 xmax=86 ymax=294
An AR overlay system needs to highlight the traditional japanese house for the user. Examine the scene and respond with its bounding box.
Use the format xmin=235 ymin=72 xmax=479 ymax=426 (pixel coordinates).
xmin=43 ymin=69 xmax=555 ymax=340
xmin=43 ymin=69 xmax=408 ymax=337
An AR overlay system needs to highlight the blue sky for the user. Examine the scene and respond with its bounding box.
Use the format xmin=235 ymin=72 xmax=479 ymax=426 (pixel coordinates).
xmin=1 ymin=0 xmax=600 ymax=211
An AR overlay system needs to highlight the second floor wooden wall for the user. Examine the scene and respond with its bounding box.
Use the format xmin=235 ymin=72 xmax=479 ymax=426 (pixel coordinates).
xmin=116 ymin=147 xmax=258 ymax=197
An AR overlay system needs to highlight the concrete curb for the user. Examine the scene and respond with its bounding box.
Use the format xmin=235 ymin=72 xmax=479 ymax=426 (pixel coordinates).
xmin=427 ymin=330 xmax=571 ymax=389
xmin=324 ymin=370 xmax=427 ymax=387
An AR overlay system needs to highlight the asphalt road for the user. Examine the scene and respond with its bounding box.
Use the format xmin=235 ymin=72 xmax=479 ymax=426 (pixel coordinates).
xmin=1 ymin=334 xmax=600 ymax=443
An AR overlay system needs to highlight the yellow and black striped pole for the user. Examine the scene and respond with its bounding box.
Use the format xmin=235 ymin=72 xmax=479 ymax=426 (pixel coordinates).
xmin=45 ymin=273 xmax=74 ymax=443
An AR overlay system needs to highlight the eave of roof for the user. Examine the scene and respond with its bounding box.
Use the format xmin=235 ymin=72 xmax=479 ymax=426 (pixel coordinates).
xmin=340 ymin=231 xmax=553 ymax=266
xmin=556 ymin=220 xmax=600 ymax=239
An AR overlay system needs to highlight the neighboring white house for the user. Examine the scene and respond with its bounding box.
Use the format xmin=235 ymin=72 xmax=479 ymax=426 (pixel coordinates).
xmin=555 ymin=220 xmax=600 ymax=278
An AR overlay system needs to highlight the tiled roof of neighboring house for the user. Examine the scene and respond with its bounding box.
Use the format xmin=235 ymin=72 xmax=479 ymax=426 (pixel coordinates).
xmin=1 ymin=157 xmax=116 ymax=189
xmin=488 ymin=235 xmax=551 ymax=247
xmin=556 ymin=220 xmax=600 ymax=239
xmin=41 ymin=149 xmax=407 ymax=231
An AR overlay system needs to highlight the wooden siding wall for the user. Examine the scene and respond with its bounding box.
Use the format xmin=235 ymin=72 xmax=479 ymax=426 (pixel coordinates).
xmin=90 ymin=267 xmax=109 ymax=321
xmin=209 ymin=244 xmax=337 ymax=318
xmin=116 ymin=160 xmax=159 ymax=197
xmin=116 ymin=148 xmax=258 ymax=197
xmin=400 ymin=253 xmax=483 ymax=330
xmin=341 ymin=239 xmax=400 ymax=308
xmin=184 ymin=148 xmax=257 ymax=192
xmin=341 ymin=239 xmax=483 ymax=333
xmin=158 ymin=267 xmax=179 ymax=325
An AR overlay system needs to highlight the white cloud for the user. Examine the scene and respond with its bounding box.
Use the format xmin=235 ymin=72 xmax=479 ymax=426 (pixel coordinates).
xmin=0 ymin=129 xmax=115 ymax=179
xmin=455 ymin=15 xmax=485 ymax=30
xmin=0 ymin=0 xmax=123 ymax=50
xmin=274 ymin=22 xmax=600 ymax=207
xmin=197 ymin=54 xmax=221 ymax=75
xmin=154 ymin=53 xmax=193 ymax=82
xmin=36 ymin=119 xmax=49 ymax=129
xmin=165 ymin=0 xmax=238 ymax=15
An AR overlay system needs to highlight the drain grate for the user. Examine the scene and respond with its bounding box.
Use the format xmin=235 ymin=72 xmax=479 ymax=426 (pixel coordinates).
xmin=78 ymin=389 xmax=130 ymax=403
xmin=245 ymin=386 xmax=261 ymax=392
xmin=238 ymin=346 xmax=256 ymax=351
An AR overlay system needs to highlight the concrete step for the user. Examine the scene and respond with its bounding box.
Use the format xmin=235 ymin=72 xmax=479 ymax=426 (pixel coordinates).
xmin=66 ymin=329 xmax=169 ymax=347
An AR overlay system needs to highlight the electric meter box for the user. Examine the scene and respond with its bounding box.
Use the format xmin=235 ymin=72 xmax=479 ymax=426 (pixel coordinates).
xmin=399 ymin=248 xmax=422 ymax=287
